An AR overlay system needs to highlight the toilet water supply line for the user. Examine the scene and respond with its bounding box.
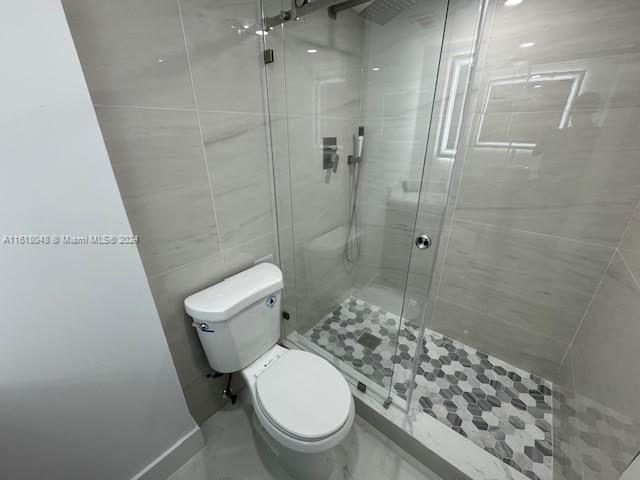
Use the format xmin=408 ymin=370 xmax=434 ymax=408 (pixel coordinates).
xmin=345 ymin=126 xmax=364 ymax=264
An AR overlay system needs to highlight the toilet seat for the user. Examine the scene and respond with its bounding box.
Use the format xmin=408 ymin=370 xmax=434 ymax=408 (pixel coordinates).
xmin=256 ymin=350 xmax=352 ymax=441
xmin=245 ymin=347 xmax=355 ymax=453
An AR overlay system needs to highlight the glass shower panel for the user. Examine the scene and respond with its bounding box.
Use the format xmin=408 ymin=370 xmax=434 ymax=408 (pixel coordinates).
xmin=262 ymin=0 xmax=452 ymax=406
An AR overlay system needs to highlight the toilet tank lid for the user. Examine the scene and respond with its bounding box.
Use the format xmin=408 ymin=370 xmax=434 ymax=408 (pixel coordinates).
xmin=184 ymin=263 xmax=283 ymax=322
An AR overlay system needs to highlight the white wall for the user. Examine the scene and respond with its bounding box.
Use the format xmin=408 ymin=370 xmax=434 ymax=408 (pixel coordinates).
xmin=0 ymin=2 xmax=199 ymax=479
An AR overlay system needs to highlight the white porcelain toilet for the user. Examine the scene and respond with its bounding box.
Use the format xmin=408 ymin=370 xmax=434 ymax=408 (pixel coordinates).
xmin=184 ymin=263 xmax=355 ymax=480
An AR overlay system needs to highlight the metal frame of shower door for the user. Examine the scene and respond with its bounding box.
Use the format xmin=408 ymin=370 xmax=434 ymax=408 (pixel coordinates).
xmin=264 ymin=0 xmax=371 ymax=30
xmin=402 ymin=0 xmax=491 ymax=412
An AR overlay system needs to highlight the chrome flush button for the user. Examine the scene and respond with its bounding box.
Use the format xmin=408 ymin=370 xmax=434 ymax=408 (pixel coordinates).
xmin=266 ymin=295 xmax=276 ymax=307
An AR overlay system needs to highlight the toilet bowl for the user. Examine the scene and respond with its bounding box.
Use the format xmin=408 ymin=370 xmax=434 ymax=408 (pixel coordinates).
xmin=243 ymin=345 xmax=354 ymax=480
xmin=184 ymin=263 xmax=354 ymax=480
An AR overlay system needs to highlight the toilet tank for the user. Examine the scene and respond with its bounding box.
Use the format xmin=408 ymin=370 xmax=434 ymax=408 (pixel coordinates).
xmin=184 ymin=263 xmax=283 ymax=373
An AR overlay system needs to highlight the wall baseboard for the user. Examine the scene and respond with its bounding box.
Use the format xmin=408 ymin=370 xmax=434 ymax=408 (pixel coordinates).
xmin=131 ymin=426 xmax=204 ymax=480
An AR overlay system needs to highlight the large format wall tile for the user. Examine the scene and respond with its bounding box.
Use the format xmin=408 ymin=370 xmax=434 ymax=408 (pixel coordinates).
xmin=180 ymin=0 xmax=264 ymax=113
xmin=286 ymin=115 xmax=354 ymax=246
xmin=222 ymin=232 xmax=276 ymax=277
xmin=620 ymin=206 xmax=640 ymax=281
xmin=438 ymin=219 xmax=613 ymax=344
xmin=96 ymin=107 xmax=220 ymax=277
xmin=572 ymin=252 xmax=640 ymax=419
xmin=65 ymin=0 xmax=276 ymax=427
xmin=63 ymin=0 xmax=193 ymax=108
xmin=168 ymin=328 xmax=211 ymax=388
xmin=199 ymin=112 xmax=274 ymax=250
xmin=148 ymin=253 xmax=226 ymax=346
xmin=558 ymin=253 xmax=640 ymax=479
xmin=266 ymin=7 xmax=364 ymax=119
xmin=454 ymin=111 xmax=640 ymax=247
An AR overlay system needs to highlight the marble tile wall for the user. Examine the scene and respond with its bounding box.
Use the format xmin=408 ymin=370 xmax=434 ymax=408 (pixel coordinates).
xmin=427 ymin=0 xmax=640 ymax=382
xmin=354 ymin=0 xmax=449 ymax=305
xmin=263 ymin=0 xmax=365 ymax=335
xmin=63 ymin=0 xmax=277 ymax=424
xmin=553 ymin=245 xmax=640 ymax=479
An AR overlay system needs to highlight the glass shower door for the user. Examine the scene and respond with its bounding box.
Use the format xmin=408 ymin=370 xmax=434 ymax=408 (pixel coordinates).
xmin=261 ymin=0 xmax=476 ymax=408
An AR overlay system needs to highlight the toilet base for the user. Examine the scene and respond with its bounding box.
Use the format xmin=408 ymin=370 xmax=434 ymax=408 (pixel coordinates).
xmin=251 ymin=410 xmax=347 ymax=480
xmin=279 ymin=447 xmax=336 ymax=480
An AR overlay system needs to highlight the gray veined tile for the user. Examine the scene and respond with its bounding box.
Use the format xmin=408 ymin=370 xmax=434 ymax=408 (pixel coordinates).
xmin=95 ymin=107 xmax=220 ymax=277
xmin=148 ymin=253 xmax=226 ymax=345
xmin=199 ymin=111 xmax=274 ymax=251
xmin=286 ymin=115 xmax=355 ymax=246
xmin=179 ymin=0 xmax=265 ymax=113
xmin=572 ymin=251 xmax=640 ymax=421
xmin=267 ymin=7 xmax=364 ymax=119
xmin=181 ymin=374 xmax=228 ymax=425
xmin=222 ymin=232 xmax=277 ymax=278
xmin=454 ymin=111 xmax=640 ymax=247
xmin=168 ymin=328 xmax=211 ymax=388
xmin=63 ymin=0 xmax=194 ymax=108
xmin=620 ymin=206 xmax=640 ymax=282
xmin=438 ymin=219 xmax=613 ymax=344
xmin=473 ymin=0 xmax=640 ymax=110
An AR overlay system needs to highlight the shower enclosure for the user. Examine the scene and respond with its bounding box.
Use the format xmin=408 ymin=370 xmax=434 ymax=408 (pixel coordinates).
xmin=260 ymin=0 xmax=640 ymax=479
xmin=262 ymin=0 xmax=473 ymax=404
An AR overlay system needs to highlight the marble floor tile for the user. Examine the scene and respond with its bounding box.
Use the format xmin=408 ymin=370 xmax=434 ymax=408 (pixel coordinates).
xmin=167 ymin=395 xmax=440 ymax=480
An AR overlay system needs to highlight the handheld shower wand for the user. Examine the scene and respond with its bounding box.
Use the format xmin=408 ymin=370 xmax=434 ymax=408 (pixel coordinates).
xmin=346 ymin=126 xmax=364 ymax=263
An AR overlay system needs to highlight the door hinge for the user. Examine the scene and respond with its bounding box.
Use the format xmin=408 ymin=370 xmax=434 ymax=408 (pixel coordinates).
xmin=282 ymin=310 xmax=290 ymax=320
xmin=264 ymin=48 xmax=275 ymax=64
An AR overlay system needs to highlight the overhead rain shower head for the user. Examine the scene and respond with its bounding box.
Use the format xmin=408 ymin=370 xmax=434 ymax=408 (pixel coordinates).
xmin=264 ymin=0 xmax=417 ymax=30
xmin=357 ymin=0 xmax=417 ymax=24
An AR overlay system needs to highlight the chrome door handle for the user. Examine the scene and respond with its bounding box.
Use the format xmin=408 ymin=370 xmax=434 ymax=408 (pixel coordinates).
xmin=415 ymin=234 xmax=432 ymax=249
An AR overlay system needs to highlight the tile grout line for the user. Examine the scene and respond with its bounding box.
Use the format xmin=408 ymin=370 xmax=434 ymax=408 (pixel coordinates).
xmin=555 ymin=197 xmax=640 ymax=376
xmin=555 ymin=250 xmax=616 ymax=373
xmin=93 ymin=103 xmax=270 ymax=116
xmin=434 ymin=296 xmax=568 ymax=348
xmin=146 ymin=231 xmax=275 ymax=281
xmin=617 ymin=202 xmax=640 ymax=289
xmin=92 ymin=103 xmax=365 ymax=121
xmin=454 ymin=217 xmax=618 ymax=251
xmin=93 ymin=103 xmax=196 ymax=112
xmin=92 ymin=101 xmax=364 ymax=121
xmin=619 ymin=250 xmax=640 ymax=290
xmin=176 ymin=0 xmax=226 ymax=274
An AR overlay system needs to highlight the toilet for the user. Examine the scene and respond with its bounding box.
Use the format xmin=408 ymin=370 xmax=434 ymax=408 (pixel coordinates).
xmin=184 ymin=263 xmax=355 ymax=480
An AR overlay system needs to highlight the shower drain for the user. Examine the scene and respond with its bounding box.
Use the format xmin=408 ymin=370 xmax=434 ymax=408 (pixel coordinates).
xmin=356 ymin=332 xmax=382 ymax=350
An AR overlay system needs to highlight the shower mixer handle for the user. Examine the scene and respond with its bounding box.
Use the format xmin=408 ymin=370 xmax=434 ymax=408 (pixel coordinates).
xmin=323 ymin=137 xmax=339 ymax=173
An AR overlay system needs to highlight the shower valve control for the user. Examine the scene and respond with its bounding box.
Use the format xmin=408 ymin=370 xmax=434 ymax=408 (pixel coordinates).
xmin=415 ymin=234 xmax=432 ymax=250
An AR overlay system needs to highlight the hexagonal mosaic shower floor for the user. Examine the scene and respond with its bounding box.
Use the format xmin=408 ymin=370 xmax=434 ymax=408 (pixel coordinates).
xmin=306 ymin=296 xmax=554 ymax=480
